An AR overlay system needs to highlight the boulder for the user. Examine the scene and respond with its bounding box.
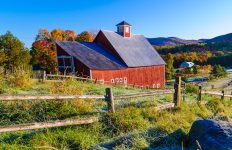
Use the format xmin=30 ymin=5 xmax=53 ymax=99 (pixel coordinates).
xmin=189 ymin=119 xmax=232 ymax=150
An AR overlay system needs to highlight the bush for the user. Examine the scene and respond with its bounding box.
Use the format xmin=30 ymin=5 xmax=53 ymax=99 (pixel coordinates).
xmin=185 ymin=84 xmax=198 ymax=94
xmin=211 ymin=65 xmax=227 ymax=78
xmin=7 ymin=70 xmax=32 ymax=88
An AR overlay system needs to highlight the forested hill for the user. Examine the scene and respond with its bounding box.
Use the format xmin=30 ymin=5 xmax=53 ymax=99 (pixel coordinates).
xmin=206 ymin=33 xmax=232 ymax=43
xmin=147 ymin=32 xmax=232 ymax=46
xmin=147 ymin=37 xmax=200 ymax=46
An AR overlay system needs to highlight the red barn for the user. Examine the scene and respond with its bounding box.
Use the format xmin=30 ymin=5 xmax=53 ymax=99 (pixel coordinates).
xmin=56 ymin=21 xmax=166 ymax=88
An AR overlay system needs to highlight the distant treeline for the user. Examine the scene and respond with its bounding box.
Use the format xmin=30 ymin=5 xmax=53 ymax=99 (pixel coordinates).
xmin=155 ymin=42 xmax=232 ymax=68
xmin=207 ymin=54 xmax=232 ymax=67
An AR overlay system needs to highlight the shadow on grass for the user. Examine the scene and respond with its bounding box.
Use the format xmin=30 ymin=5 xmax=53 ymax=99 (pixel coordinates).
xmin=92 ymin=128 xmax=187 ymax=150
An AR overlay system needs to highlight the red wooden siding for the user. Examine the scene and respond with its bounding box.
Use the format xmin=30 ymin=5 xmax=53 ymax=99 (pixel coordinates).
xmin=91 ymin=65 xmax=165 ymax=88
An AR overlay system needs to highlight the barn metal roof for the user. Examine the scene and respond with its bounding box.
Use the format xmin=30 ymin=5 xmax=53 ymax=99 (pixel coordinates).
xmin=100 ymin=30 xmax=166 ymax=67
xmin=56 ymin=41 xmax=126 ymax=70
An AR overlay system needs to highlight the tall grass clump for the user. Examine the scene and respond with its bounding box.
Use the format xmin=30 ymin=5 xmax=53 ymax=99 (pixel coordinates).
xmin=185 ymin=84 xmax=198 ymax=94
xmin=48 ymin=79 xmax=85 ymax=95
xmin=102 ymin=106 xmax=150 ymax=136
xmin=7 ymin=66 xmax=32 ymax=87
xmin=0 ymin=99 xmax=99 ymax=125
xmin=206 ymin=98 xmax=230 ymax=121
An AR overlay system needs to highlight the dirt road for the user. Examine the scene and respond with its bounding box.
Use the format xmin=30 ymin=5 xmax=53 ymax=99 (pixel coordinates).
xmin=202 ymin=73 xmax=232 ymax=91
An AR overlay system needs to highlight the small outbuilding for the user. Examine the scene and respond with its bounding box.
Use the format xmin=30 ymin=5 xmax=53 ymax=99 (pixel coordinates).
xmin=180 ymin=62 xmax=195 ymax=68
xmin=56 ymin=21 xmax=166 ymax=88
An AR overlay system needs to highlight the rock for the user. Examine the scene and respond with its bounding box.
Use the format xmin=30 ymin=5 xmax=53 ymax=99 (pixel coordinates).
xmin=189 ymin=119 xmax=232 ymax=150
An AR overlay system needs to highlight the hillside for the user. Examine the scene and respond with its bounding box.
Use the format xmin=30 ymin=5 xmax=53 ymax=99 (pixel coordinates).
xmin=206 ymin=33 xmax=232 ymax=43
xmin=148 ymin=32 xmax=232 ymax=46
xmin=147 ymin=37 xmax=200 ymax=46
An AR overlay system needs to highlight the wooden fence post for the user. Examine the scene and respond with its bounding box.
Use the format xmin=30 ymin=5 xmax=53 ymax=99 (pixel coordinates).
xmin=105 ymin=88 xmax=115 ymax=113
xmin=183 ymin=83 xmax=186 ymax=101
xmin=174 ymin=76 xmax=182 ymax=107
xmin=197 ymin=86 xmax=202 ymax=103
xmin=42 ymin=71 xmax=46 ymax=81
xmin=211 ymin=85 xmax=214 ymax=89
xmin=231 ymin=91 xmax=232 ymax=101
xmin=221 ymin=90 xmax=225 ymax=103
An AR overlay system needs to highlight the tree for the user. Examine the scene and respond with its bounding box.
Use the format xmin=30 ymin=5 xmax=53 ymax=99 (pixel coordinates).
xmin=164 ymin=53 xmax=175 ymax=80
xmin=211 ymin=65 xmax=227 ymax=78
xmin=51 ymin=29 xmax=64 ymax=41
xmin=0 ymin=31 xmax=31 ymax=73
xmin=36 ymin=29 xmax=51 ymax=41
xmin=65 ymin=30 xmax=76 ymax=41
xmin=76 ymin=31 xmax=94 ymax=42
xmin=192 ymin=65 xmax=198 ymax=74
xmin=30 ymin=40 xmax=57 ymax=72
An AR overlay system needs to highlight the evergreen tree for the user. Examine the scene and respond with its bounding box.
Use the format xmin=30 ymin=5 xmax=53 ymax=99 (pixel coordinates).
xmin=164 ymin=53 xmax=175 ymax=80
xmin=211 ymin=65 xmax=227 ymax=78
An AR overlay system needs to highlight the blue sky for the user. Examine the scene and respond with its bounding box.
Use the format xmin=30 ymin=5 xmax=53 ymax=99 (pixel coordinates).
xmin=0 ymin=0 xmax=232 ymax=48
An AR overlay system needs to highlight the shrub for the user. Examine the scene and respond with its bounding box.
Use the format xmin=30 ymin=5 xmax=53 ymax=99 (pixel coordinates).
xmin=7 ymin=70 xmax=32 ymax=88
xmin=185 ymin=84 xmax=198 ymax=94
xmin=211 ymin=65 xmax=227 ymax=78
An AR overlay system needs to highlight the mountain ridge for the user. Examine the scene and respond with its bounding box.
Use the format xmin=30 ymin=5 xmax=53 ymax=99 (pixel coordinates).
xmin=147 ymin=32 xmax=232 ymax=46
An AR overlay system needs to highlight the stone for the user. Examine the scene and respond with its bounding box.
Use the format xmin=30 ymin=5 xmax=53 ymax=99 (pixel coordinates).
xmin=189 ymin=119 xmax=232 ymax=150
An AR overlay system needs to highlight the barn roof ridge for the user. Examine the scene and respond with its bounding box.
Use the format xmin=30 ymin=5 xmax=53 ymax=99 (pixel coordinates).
xmin=100 ymin=30 xmax=166 ymax=67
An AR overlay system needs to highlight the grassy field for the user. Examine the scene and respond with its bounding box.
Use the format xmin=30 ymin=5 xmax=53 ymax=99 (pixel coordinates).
xmin=0 ymin=77 xmax=231 ymax=149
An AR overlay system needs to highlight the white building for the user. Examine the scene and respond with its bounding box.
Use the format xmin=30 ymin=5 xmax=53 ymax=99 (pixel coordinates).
xmin=180 ymin=62 xmax=195 ymax=68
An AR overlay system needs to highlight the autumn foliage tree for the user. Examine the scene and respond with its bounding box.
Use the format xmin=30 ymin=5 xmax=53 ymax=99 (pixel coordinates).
xmin=31 ymin=29 xmax=97 ymax=72
xmin=31 ymin=28 xmax=78 ymax=72
xmin=30 ymin=40 xmax=57 ymax=72
xmin=65 ymin=30 xmax=76 ymax=41
xmin=51 ymin=29 xmax=64 ymax=41
xmin=76 ymin=31 xmax=95 ymax=42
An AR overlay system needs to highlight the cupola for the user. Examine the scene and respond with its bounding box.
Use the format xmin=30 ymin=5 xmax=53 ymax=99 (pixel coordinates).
xmin=116 ymin=21 xmax=131 ymax=38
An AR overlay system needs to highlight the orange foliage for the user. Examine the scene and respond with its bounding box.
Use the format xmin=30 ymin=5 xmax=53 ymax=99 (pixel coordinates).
xmin=51 ymin=29 xmax=64 ymax=41
xmin=65 ymin=30 xmax=76 ymax=41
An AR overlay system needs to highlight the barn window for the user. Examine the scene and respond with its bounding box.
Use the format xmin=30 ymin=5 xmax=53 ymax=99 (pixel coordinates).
xmin=124 ymin=77 xmax=127 ymax=84
xmin=119 ymin=78 xmax=123 ymax=83
xmin=99 ymin=80 xmax=104 ymax=84
xmin=153 ymin=84 xmax=156 ymax=89
xmin=125 ymin=26 xmax=129 ymax=33
xmin=115 ymin=78 xmax=119 ymax=83
xmin=157 ymin=83 xmax=160 ymax=89
xmin=111 ymin=79 xmax=115 ymax=83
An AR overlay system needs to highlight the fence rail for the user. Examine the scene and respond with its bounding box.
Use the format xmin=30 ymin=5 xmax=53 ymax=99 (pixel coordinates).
xmin=114 ymin=90 xmax=174 ymax=99
xmin=155 ymin=102 xmax=175 ymax=110
xmin=0 ymin=117 xmax=98 ymax=133
xmin=0 ymin=77 xmax=182 ymax=133
xmin=198 ymin=85 xmax=232 ymax=102
xmin=202 ymin=91 xmax=232 ymax=98
xmin=0 ymin=94 xmax=105 ymax=101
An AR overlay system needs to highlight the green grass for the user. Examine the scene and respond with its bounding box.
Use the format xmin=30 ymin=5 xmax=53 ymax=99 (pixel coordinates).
xmin=0 ymin=78 xmax=231 ymax=149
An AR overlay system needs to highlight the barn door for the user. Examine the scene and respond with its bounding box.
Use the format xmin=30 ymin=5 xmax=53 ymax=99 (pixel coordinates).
xmin=57 ymin=56 xmax=75 ymax=75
